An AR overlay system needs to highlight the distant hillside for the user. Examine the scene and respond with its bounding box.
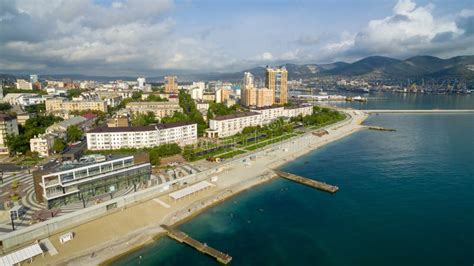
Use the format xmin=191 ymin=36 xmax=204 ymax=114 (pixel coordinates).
xmin=1 ymin=55 xmax=473 ymax=82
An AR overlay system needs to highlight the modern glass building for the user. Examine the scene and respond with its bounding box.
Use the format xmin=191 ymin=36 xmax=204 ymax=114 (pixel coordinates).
xmin=33 ymin=153 xmax=151 ymax=209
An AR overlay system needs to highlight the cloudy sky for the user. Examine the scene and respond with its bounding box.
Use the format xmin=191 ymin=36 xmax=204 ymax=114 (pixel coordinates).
xmin=0 ymin=0 xmax=473 ymax=75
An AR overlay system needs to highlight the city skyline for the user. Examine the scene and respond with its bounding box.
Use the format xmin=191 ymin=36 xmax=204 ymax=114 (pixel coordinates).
xmin=0 ymin=0 xmax=473 ymax=76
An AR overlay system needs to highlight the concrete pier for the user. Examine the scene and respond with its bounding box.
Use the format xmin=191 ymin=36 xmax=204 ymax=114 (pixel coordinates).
xmin=273 ymin=170 xmax=339 ymax=193
xmin=161 ymin=225 xmax=232 ymax=264
xmin=365 ymin=126 xmax=396 ymax=131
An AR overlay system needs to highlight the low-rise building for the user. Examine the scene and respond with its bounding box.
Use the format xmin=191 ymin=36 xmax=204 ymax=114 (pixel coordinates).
xmin=126 ymin=102 xmax=182 ymax=120
xmin=45 ymin=98 xmax=108 ymax=113
xmin=107 ymin=116 xmax=130 ymax=127
xmin=86 ymin=121 xmax=197 ymax=150
xmin=3 ymin=93 xmax=45 ymax=106
xmin=46 ymin=116 xmax=88 ymax=136
xmin=30 ymin=134 xmax=54 ymax=157
xmin=0 ymin=114 xmax=19 ymax=154
xmin=206 ymin=112 xmax=262 ymax=138
xmin=16 ymin=79 xmax=33 ymax=90
xmin=32 ymin=153 xmax=151 ymax=208
xmin=283 ymin=105 xmax=313 ymax=118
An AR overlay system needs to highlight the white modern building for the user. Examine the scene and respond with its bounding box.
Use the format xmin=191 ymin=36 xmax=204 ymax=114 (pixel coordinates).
xmin=86 ymin=121 xmax=197 ymax=150
xmin=0 ymin=114 xmax=19 ymax=154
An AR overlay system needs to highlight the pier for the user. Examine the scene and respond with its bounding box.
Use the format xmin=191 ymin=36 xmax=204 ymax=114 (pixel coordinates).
xmin=274 ymin=170 xmax=339 ymax=193
xmin=161 ymin=224 xmax=232 ymax=264
xmin=365 ymin=126 xmax=396 ymax=132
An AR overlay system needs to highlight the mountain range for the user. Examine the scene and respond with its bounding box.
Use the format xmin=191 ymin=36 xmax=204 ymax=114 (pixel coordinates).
xmin=1 ymin=55 xmax=473 ymax=82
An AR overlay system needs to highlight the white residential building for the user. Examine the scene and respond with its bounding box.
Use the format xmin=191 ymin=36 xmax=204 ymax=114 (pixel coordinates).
xmin=206 ymin=112 xmax=262 ymax=138
xmin=30 ymin=134 xmax=54 ymax=157
xmin=86 ymin=122 xmax=197 ymax=150
xmin=126 ymin=102 xmax=182 ymax=120
xmin=0 ymin=114 xmax=19 ymax=154
xmin=283 ymin=105 xmax=313 ymax=118
xmin=207 ymin=105 xmax=314 ymax=138
xmin=3 ymin=93 xmax=45 ymax=106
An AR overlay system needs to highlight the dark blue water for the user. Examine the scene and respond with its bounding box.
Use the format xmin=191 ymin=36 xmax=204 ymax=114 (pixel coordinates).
xmin=113 ymin=95 xmax=474 ymax=266
xmin=330 ymin=92 xmax=474 ymax=110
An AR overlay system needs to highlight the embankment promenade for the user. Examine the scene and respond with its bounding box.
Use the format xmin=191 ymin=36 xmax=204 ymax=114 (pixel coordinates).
xmin=26 ymin=109 xmax=367 ymax=266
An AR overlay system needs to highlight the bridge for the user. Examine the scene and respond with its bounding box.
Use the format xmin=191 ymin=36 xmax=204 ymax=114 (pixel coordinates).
xmin=364 ymin=109 xmax=474 ymax=114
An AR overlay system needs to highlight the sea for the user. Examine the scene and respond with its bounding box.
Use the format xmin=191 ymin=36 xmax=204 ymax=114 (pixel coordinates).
xmin=113 ymin=93 xmax=474 ymax=266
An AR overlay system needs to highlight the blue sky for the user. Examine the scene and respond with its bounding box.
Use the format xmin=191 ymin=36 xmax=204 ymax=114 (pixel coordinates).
xmin=0 ymin=0 xmax=473 ymax=75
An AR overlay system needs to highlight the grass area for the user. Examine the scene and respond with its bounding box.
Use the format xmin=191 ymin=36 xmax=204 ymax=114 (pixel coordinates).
xmin=186 ymin=146 xmax=235 ymax=162
xmin=244 ymin=133 xmax=297 ymax=151
xmin=216 ymin=149 xmax=247 ymax=159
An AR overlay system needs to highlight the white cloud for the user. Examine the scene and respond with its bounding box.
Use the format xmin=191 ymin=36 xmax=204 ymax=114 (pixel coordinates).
xmin=322 ymin=0 xmax=474 ymax=60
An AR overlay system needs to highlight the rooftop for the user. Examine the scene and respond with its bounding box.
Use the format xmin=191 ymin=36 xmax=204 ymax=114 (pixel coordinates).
xmin=212 ymin=112 xmax=261 ymax=121
xmin=88 ymin=121 xmax=196 ymax=133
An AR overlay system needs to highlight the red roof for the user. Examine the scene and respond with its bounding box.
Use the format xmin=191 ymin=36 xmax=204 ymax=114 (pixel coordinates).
xmin=82 ymin=112 xmax=97 ymax=120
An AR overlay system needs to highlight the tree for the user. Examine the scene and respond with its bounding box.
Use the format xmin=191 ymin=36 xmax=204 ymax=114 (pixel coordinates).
xmin=66 ymin=125 xmax=83 ymax=143
xmin=0 ymin=103 xmax=12 ymax=111
xmin=132 ymin=91 xmax=143 ymax=100
xmin=131 ymin=112 xmax=157 ymax=126
xmin=147 ymin=94 xmax=168 ymax=102
xmin=53 ymin=139 xmax=67 ymax=153
xmin=67 ymin=89 xmax=82 ymax=99
xmin=25 ymin=103 xmax=46 ymax=113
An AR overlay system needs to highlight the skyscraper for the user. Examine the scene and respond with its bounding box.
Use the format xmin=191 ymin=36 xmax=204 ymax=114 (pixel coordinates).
xmin=243 ymin=72 xmax=254 ymax=89
xmin=265 ymin=66 xmax=288 ymax=105
xmin=137 ymin=76 xmax=146 ymax=88
xmin=165 ymin=76 xmax=178 ymax=93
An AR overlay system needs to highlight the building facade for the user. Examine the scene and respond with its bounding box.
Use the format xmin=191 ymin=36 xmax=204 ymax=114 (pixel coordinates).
xmin=30 ymin=134 xmax=54 ymax=157
xmin=164 ymin=76 xmax=178 ymax=93
xmin=33 ymin=153 xmax=151 ymax=208
xmin=87 ymin=122 xmax=197 ymax=150
xmin=126 ymin=102 xmax=182 ymax=120
xmin=206 ymin=112 xmax=262 ymax=138
xmin=0 ymin=114 xmax=19 ymax=154
xmin=265 ymin=66 xmax=288 ymax=105
xmin=45 ymin=98 xmax=108 ymax=113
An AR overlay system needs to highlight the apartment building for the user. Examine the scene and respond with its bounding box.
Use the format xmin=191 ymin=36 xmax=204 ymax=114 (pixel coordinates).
xmin=3 ymin=93 xmax=45 ymax=106
xmin=283 ymin=105 xmax=313 ymax=118
xmin=0 ymin=114 xmax=19 ymax=154
xmin=207 ymin=105 xmax=314 ymax=138
xmin=265 ymin=66 xmax=288 ymax=105
xmin=16 ymin=79 xmax=33 ymax=90
xmin=45 ymin=98 xmax=108 ymax=113
xmin=126 ymin=102 xmax=182 ymax=120
xmin=30 ymin=134 xmax=54 ymax=157
xmin=86 ymin=121 xmax=197 ymax=150
xmin=33 ymin=153 xmax=151 ymax=208
xmin=206 ymin=112 xmax=262 ymax=138
xmin=164 ymin=76 xmax=178 ymax=93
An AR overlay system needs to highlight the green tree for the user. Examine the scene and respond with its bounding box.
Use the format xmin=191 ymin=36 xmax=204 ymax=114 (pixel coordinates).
xmin=132 ymin=91 xmax=143 ymax=100
xmin=0 ymin=103 xmax=12 ymax=111
xmin=66 ymin=125 xmax=84 ymax=143
xmin=67 ymin=89 xmax=82 ymax=99
xmin=52 ymin=139 xmax=67 ymax=153
xmin=131 ymin=112 xmax=157 ymax=126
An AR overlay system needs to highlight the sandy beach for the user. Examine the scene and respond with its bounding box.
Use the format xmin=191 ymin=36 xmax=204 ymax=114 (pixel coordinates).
xmin=29 ymin=109 xmax=368 ymax=266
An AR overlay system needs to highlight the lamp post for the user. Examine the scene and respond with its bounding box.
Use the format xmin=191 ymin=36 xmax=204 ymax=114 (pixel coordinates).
xmin=10 ymin=212 xmax=15 ymax=231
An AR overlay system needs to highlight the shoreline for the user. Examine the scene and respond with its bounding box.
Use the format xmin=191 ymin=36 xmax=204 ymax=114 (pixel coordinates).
xmin=32 ymin=110 xmax=368 ymax=266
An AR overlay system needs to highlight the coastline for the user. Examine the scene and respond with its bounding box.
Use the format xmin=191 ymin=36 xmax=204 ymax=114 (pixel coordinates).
xmin=32 ymin=110 xmax=368 ymax=266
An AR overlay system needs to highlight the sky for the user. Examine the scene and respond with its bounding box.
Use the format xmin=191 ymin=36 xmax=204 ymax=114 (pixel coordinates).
xmin=0 ymin=0 xmax=473 ymax=76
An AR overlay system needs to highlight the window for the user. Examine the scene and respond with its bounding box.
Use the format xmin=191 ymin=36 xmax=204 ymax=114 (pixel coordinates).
xmin=60 ymin=172 xmax=74 ymax=182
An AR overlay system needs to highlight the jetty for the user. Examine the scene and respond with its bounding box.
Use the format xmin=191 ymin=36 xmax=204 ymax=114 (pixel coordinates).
xmin=273 ymin=170 xmax=339 ymax=193
xmin=365 ymin=126 xmax=396 ymax=132
xmin=161 ymin=224 xmax=232 ymax=264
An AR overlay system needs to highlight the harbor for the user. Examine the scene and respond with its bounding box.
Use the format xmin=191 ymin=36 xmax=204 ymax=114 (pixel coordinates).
xmin=161 ymin=225 xmax=232 ymax=264
xmin=273 ymin=170 xmax=339 ymax=193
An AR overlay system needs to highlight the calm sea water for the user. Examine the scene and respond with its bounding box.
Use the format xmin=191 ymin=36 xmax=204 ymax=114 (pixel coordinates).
xmin=113 ymin=94 xmax=474 ymax=266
